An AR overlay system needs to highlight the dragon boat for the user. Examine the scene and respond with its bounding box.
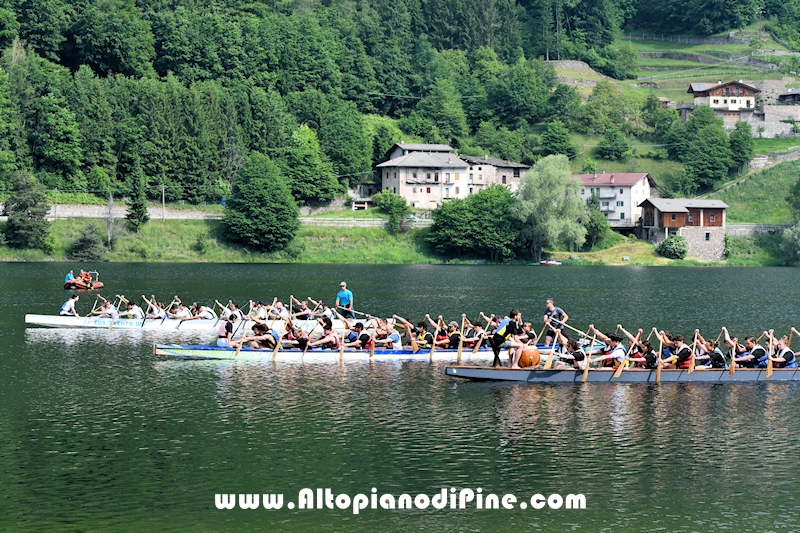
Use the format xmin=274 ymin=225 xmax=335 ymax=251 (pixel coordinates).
xmin=445 ymin=366 xmax=800 ymax=383
xmin=153 ymin=343 xmax=503 ymax=362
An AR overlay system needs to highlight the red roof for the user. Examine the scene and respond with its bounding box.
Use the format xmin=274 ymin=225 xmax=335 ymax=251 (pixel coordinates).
xmin=573 ymin=172 xmax=653 ymax=187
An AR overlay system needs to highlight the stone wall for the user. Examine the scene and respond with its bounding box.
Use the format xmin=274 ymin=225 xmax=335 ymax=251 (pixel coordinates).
xmin=748 ymin=147 xmax=800 ymax=169
xmin=725 ymin=223 xmax=788 ymax=237
xmin=677 ymin=226 xmax=726 ymax=260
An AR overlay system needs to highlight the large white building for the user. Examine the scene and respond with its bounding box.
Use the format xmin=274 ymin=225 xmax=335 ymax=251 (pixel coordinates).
xmin=574 ymin=172 xmax=656 ymax=229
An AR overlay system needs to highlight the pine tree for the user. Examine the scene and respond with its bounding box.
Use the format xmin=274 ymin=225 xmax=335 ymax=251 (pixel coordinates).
xmin=541 ymin=120 xmax=576 ymax=157
xmin=3 ymin=173 xmax=50 ymax=249
xmin=729 ymin=121 xmax=754 ymax=168
xmin=125 ymin=158 xmax=149 ymax=233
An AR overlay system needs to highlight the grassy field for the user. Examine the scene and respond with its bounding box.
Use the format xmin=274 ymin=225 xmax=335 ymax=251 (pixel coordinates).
xmin=753 ymin=138 xmax=800 ymax=153
xmin=710 ymin=159 xmax=799 ymax=223
xmin=305 ymin=207 xmax=387 ymax=219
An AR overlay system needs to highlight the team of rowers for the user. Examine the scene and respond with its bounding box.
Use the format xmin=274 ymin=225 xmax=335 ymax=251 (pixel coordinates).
xmin=59 ymin=293 xmax=799 ymax=370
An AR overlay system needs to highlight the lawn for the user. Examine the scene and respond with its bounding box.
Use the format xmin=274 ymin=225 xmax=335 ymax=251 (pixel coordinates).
xmin=710 ymin=159 xmax=800 ymax=223
xmin=752 ymin=137 xmax=800 ymax=153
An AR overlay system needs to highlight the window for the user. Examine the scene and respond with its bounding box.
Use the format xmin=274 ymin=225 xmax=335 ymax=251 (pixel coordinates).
xmin=455 ymin=187 xmax=459 ymax=194
xmin=469 ymin=166 xmax=473 ymax=170
xmin=393 ymin=172 xmax=397 ymax=179
xmin=469 ymin=187 xmax=473 ymax=193
xmin=513 ymin=169 xmax=520 ymax=178
xmin=710 ymin=214 xmax=716 ymax=222
xmin=620 ymin=212 xmax=625 ymax=219
xmin=412 ymin=187 xmax=417 ymax=193
xmin=601 ymin=201 xmax=609 ymax=208
xmin=478 ymin=167 xmax=482 ymax=170
xmin=671 ymin=214 xmax=676 ymax=221
xmin=731 ymin=99 xmax=737 ymax=104
xmin=723 ymin=99 xmax=728 ymax=104
xmin=445 ymin=187 xmax=450 ymax=197
xmin=725 ymin=87 xmax=730 ymax=96
xmin=426 ymin=172 xmax=431 ymax=181
xmin=502 ymin=176 xmax=507 ymax=184
xmin=747 ymin=100 xmax=751 ymax=108
xmin=616 ymin=201 xmax=624 ymax=206
xmin=713 ymin=99 xmax=719 ymax=104
xmin=393 ymin=187 xmax=396 ymax=193
xmin=582 ymin=189 xmax=585 ymax=195
xmin=455 ymin=173 xmax=460 ymax=181
xmin=687 ymin=213 xmax=693 ymax=223
xmin=469 ymin=173 xmax=473 ymax=182
xmin=705 ymin=232 xmax=710 ymax=241
xmin=426 ymin=187 xmax=431 ymax=193
xmin=619 ymin=189 xmax=623 ymax=194
xmin=435 ymin=172 xmax=439 ymax=182
xmin=412 ymin=172 xmax=417 ymax=180
xmin=479 ymin=175 xmax=483 ymax=181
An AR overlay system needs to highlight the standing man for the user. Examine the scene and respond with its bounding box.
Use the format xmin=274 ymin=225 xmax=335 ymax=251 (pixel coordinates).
xmin=336 ymin=281 xmax=354 ymax=319
xmin=543 ymin=298 xmax=569 ymax=346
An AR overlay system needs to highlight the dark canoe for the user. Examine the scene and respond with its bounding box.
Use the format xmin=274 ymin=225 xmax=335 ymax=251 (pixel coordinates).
xmin=445 ymin=366 xmax=800 ymax=383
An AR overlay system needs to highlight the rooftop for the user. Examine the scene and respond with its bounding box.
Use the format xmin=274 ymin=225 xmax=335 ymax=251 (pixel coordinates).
xmin=460 ymin=154 xmax=530 ymax=169
xmin=376 ymin=152 xmax=467 ymax=169
xmin=688 ymin=81 xmax=760 ymax=95
xmin=574 ymin=172 xmax=656 ymax=187
xmin=640 ymin=198 xmax=729 ymax=212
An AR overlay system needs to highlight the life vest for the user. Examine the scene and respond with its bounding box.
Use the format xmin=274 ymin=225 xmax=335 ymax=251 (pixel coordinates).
xmin=447 ymin=329 xmax=461 ymax=348
xmin=750 ymin=345 xmax=768 ymax=368
xmin=417 ymin=331 xmax=431 ymax=348
xmin=708 ymin=348 xmax=726 ymax=369
xmin=776 ymin=347 xmax=797 ymax=369
xmin=362 ymin=334 xmax=373 ymax=350
xmin=218 ymin=321 xmax=228 ymax=337
xmin=675 ymin=345 xmax=692 ymax=369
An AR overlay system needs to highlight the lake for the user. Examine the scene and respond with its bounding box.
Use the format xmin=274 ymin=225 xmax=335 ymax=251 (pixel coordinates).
xmin=1 ymin=263 xmax=800 ymax=532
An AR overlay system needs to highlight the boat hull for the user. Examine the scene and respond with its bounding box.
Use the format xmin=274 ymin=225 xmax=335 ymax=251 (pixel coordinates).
xmin=445 ymin=366 xmax=800 ymax=383
xmin=154 ymin=344 xmax=503 ymax=362
xmin=64 ymin=280 xmax=104 ymax=290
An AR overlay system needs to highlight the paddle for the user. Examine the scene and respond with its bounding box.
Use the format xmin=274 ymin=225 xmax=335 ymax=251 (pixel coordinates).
xmin=338 ymin=305 xmax=368 ymax=318
xmin=548 ymin=316 xmax=589 ymax=339
xmin=656 ymin=334 xmax=663 ymax=385
xmin=369 ymin=333 xmax=375 ymax=358
xmin=271 ymin=335 xmax=281 ymax=359
xmin=614 ymin=329 xmax=641 ymax=379
xmin=542 ymin=321 xmax=557 ymax=369
xmin=457 ymin=314 xmax=465 ymax=362
xmin=474 ymin=313 xmax=493 ymax=354
xmin=140 ymin=295 xmax=153 ymax=328
xmin=728 ymin=332 xmax=737 ymax=377
xmin=302 ymin=321 xmax=321 ymax=358
xmin=766 ymin=329 xmax=775 ymax=379
xmin=161 ymin=296 xmax=179 ymax=326
xmin=687 ymin=330 xmax=699 ymax=375
xmin=428 ymin=315 xmax=442 ymax=362
xmin=582 ymin=332 xmax=597 ymax=383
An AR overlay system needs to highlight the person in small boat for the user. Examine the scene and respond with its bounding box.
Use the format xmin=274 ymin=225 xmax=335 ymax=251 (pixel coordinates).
xmin=217 ymin=314 xmax=239 ymax=347
xmin=375 ymin=319 xmax=402 ymax=350
xmin=768 ymin=332 xmax=798 ymax=369
xmin=693 ymin=330 xmax=726 ymax=369
xmin=543 ymin=298 xmax=569 ymax=346
xmin=587 ymin=326 xmax=626 ymax=368
xmin=64 ymin=270 xmax=74 ymax=283
xmin=490 ymin=309 xmax=526 ymax=368
xmin=59 ymin=294 xmax=80 ymax=317
xmin=343 ymin=322 xmax=373 ymax=350
xmin=79 ymin=270 xmax=93 ymax=288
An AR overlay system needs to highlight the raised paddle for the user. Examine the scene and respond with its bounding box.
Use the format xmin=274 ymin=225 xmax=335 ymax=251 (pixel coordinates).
xmin=393 ymin=315 xmax=418 ymax=353
xmin=302 ymin=320 xmax=321 ymax=358
xmin=140 ymin=295 xmax=154 ymax=328
xmin=687 ymin=330 xmax=699 ymax=375
xmin=582 ymin=332 xmax=597 ymax=383
xmin=457 ymin=314 xmax=466 ymax=362
xmin=728 ymin=333 xmax=737 ymax=377
xmin=656 ymin=334 xmax=663 ymax=385
xmin=766 ymin=329 xmax=775 ymax=379
xmin=429 ymin=316 xmax=443 ymax=362
xmin=614 ymin=329 xmax=641 ymax=379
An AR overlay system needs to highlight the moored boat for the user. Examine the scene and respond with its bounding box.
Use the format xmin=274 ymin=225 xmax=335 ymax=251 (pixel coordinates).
xmin=445 ymin=366 xmax=800 ymax=383
xmin=539 ymin=260 xmax=562 ymax=266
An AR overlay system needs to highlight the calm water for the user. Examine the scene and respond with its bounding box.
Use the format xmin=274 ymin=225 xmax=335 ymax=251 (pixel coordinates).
xmin=2 ymin=263 xmax=800 ymax=532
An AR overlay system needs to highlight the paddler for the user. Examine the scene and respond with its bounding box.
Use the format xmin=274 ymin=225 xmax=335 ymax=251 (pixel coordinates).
xmin=553 ymin=337 xmax=587 ymax=370
xmin=59 ymin=294 xmax=80 ymax=317
xmin=586 ymin=325 xmax=626 ymax=368
xmin=434 ymin=320 xmax=462 ymax=349
xmin=375 ymin=319 xmax=402 ymax=349
xmin=728 ymin=332 xmax=768 ymax=369
xmin=118 ymin=299 xmax=144 ymax=320
xmin=343 ymin=322 xmax=373 ymax=350
xmin=306 ymin=318 xmax=340 ymax=350
xmin=769 ymin=332 xmax=798 ymax=369
xmin=657 ymin=333 xmax=693 ymax=369
xmin=230 ymin=322 xmax=281 ymax=350
xmin=217 ymin=314 xmax=239 ymax=347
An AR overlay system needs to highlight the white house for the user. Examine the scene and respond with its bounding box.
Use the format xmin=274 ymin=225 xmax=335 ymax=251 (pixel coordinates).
xmin=377 ymin=151 xmax=470 ymax=208
xmin=459 ymin=155 xmax=531 ymax=192
xmin=574 ymin=172 xmax=656 ymax=229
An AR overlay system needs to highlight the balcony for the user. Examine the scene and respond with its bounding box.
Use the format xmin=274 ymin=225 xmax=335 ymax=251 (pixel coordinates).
xmin=598 ymin=192 xmax=617 ymax=199
xmin=600 ymin=204 xmax=615 ymax=212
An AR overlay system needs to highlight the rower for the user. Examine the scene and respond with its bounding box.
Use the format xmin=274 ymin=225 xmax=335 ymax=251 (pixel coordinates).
xmin=769 ymin=333 xmax=798 ymax=369
xmin=169 ymin=301 xmax=192 ymax=320
xmin=306 ymin=318 xmax=340 ymax=350
xmin=553 ymin=336 xmax=586 ymax=370
xmin=434 ymin=321 xmax=461 ymax=349
xmin=522 ymin=322 xmax=538 ymax=345
xmin=587 ymin=325 xmax=626 ymax=368
xmin=146 ymin=299 xmax=166 ymax=319
xmin=732 ymin=334 xmax=768 ymax=369
xmin=59 ymin=294 xmax=80 ymax=317
xmin=543 ymin=298 xmax=569 ymax=345
xmin=217 ymin=314 xmax=239 ymax=347
xmin=230 ymin=323 xmax=280 ymax=350
xmin=91 ymin=300 xmax=119 ymax=320
xmin=489 ymin=309 xmax=526 ymax=368
xmin=462 ymin=319 xmax=485 ymax=349
xmin=292 ymin=299 xmax=314 ymax=321
xmin=375 ymin=319 xmax=402 ymax=349
xmin=426 ymin=315 xmax=449 ymax=346
xmin=618 ymin=326 xmax=657 ymax=369
xmin=659 ymin=334 xmax=693 ymax=369
xmin=248 ymin=300 xmax=267 ymax=321
xmin=118 ymin=297 xmax=144 ymax=320
xmin=343 ymin=322 xmax=373 ymax=350
xmin=694 ymin=330 xmax=726 ymax=369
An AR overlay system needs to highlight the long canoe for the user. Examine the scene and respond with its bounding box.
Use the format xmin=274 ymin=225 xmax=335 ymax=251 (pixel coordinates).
xmin=445 ymin=366 xmax=800 ymax=383
xmin=25 ymin=315 xmax=359 ymax=335
xmin=153 ymin=343 xmax=505 ymax=362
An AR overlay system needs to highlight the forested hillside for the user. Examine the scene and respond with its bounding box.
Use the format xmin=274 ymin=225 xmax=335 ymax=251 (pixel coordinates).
xmin=0 ymin=0 xmax=780 ymax=204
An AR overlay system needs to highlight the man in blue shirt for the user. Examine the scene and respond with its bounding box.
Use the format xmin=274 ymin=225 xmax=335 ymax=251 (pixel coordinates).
xmin=336 ymin=281 xmax=354 ymax=318
xmin=65 ymin=270 xmax=74 ymax=283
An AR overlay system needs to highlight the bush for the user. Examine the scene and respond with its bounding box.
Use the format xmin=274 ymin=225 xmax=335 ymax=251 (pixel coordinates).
xmin=66 ymin=225 xmax=106 ymax=261
xmin=656 ymin=235 xmax=688 ymax=259
xmin=192 ymin=232 xmax=210 ymax=255
xmin=373 ymin=190 xmax=410 ymax=234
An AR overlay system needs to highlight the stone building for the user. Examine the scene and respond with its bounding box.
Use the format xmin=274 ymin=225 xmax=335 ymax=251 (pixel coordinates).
xmin=639 ymin=198 xmax=729 ymax=260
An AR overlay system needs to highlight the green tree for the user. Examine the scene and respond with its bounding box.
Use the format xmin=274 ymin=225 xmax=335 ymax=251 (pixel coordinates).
xmin=0 ymin=8 xmax=19 ymax=49
xmin=583 ymin=193 xmax=610 ymax=251
xmin=541 ymin=120 xmax=576 ymax=157
xmin=373 ymin=189 xmax=410 ymax=234
xmin=31 ymin=94 xmax=85 ymax=190
xmin=3 ymin=173 xmax=50 ymax=249
xmin=371 ymin=123 xmax=396 ymax=167
xmin=416 ymin=77 xmax=468 ymax=143
xmin=581 ymin=80 xmax=634 ymax=134
xmin=16 ymin=0 xmax=71 ymax=61
xmin=595 ymin=128 xmax=629 ymax=161
xmin=0 ymin=67 xmax=18 ymax=189
xmin=642 ymin=93 xmax=679 ymax=137
xmin=125 ymin=158 xmax=149 ymax=233
xmin=486 ymin=58 xmax=550 ymax=128
xmin=467 ymin=184 xmax=520 ymax=262
xmin=682 ymin=124 xmax=734 ymax=191
xmin=317 ymin=97 xmax=371 ymax=187
xmin=512 ymin=155 xmax=586 ymax=261
xmin=786 ymin=177 xmax=800 ymax=222
xmin=780 ymin=225 xmax=800 ymax=266
xmin=283 ymin=125 xmax=341 ymax=205
xmin=729 ymin=121 xmax=754 ymax=168
xmin=223 ymin=152 xmax=299 ymax=252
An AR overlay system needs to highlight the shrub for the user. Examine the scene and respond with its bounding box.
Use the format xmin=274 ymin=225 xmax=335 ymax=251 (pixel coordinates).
xmin=656 ymin=235 xmax=688 ymax=259
xmin=66 ymin=225 xmax=106 ymax=261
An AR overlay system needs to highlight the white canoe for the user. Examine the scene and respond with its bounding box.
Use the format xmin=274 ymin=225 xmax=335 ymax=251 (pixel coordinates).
xmin=24 ymin=314 xmax=358 ymax=336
